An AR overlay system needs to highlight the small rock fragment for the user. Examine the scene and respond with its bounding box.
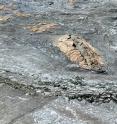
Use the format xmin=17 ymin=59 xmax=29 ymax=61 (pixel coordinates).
xmin=0 ymin=16 xmax=11 ymax=22
xmin=0 ymin=5 xmax=5 ymax=10
xmin=0 ymin=4 xmax=12 ymax=11
xmin=25 ymin=22 xmax=60 ymax=33
xmin=14 ymin=12 xmax=31 ymax=18
xmin=55 ymin=34 xmax=106 ymax=71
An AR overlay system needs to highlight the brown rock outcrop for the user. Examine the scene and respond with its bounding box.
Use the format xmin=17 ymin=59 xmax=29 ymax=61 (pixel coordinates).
xmin=55 ymin=34 xmax=105 ymax=71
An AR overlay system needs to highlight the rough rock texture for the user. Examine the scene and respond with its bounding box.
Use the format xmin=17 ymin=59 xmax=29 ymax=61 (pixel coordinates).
xmin=0 ymin=0 xmax=116 ymax=101
xmin=55 ymin=34 xmax=105 ymax=72
xmin=14 ymin=12 xmax=31 ymax=18
xmin=25 ymin=22 xmax=60 ymax=33
xmin=0 ymin=16 xmax=11 ymax=22
xmin=0 ymin=83 xmax=117 ymax=124
xmin=0 ymin=0 xmax=117 ymax=123
xmin=68 ymin=0 xmax=76 ymax=7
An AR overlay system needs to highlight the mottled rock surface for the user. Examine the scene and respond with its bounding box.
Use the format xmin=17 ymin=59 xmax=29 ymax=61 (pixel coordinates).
xmin=55 ymin=34 xmax=105 ymax=71
xmin=0 ymin=0 xmax=117 ymax=124
xmin=25 ymin=22 xmax=60 ymax=33
xmin=0 ymin=83 xmax=117 ymax=124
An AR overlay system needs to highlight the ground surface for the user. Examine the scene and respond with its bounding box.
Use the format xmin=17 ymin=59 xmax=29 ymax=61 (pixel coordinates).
xmin=0 ymin=0 xmax=117 ymax=124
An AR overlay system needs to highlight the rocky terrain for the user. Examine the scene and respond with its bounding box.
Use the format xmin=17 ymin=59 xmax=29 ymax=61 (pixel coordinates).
xmin=0 ymin=0 xmax=117 ymax=124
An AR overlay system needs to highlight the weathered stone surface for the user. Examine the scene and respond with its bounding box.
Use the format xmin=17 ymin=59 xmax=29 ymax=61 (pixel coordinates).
xmin=0 ymin=4 xmax=5 ymax=10
xmin=0 ymin=16 xmax=11 ymax=22
xmin=14 ymin=12 xmax=31 ymax=18
xmin=68 ymin=0 xmax=76 ymax=7
xmin=55 ymin=34 xmax=105 ymax=71
xmin=0 ymin=83 xmax=117 ymax=124
xmin=25 ymin=22 xmax=60 ymax=33
xmin=0 ymin=0 xmax=117 ymax=123
xmin=0 ymin=0 xmax=116 ymax=99
xmin=0 ymin=84 xmax=55 ymax=124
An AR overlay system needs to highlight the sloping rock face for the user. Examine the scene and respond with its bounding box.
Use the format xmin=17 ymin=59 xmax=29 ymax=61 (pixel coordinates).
xmin=0 ymin=83 xmax=117 ymax=124
xmin=55 ymin=34 xmax=105 ymax=72
xmin=0 ymin=0 xmax=116 ymax=101
xmin=0 ymin=0 xmax=117 ymax=124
